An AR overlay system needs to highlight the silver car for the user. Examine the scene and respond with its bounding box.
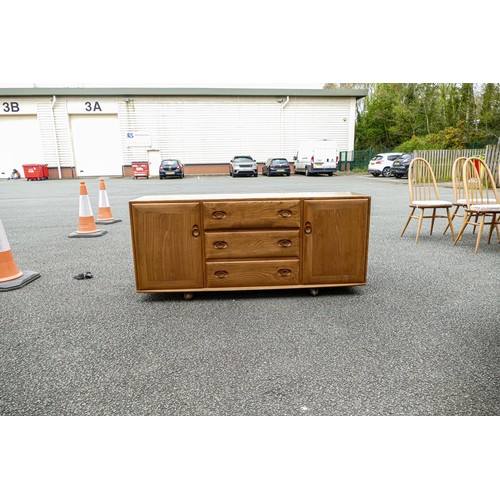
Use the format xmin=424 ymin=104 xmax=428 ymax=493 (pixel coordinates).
xmin=368 ymin=152 xmax=403 ymax=177
xmin=229 ymin=156 xmax=258 ymax=177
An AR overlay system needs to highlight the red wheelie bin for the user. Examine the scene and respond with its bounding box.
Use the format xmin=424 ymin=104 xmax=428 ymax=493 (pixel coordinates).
xmin=22 ymin=164 xmax=49 ymax=181
xmin=132 ymin=161 xmax=149 ymax=179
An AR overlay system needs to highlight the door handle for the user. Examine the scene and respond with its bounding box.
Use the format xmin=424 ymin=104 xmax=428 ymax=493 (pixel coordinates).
xmin=192 ymin=225 xmax=200 ymax=238
xmin=304 ymin=222 xmax=312 ymax=235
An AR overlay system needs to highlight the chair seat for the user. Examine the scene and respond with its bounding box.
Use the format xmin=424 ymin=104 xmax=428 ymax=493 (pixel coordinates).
xmin=468 ymin=203 xmax=500 ymax=212
xmin=411 ymin=200 xmax=453 ymax=208
xmin=456 ymin=198 xmax=497 ymax=205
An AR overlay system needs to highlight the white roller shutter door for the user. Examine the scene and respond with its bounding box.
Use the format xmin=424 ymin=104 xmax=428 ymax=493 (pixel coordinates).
xmin=70 ymin=115 xmax=122 ymax=176
xmin=0 ymin=116 xmax=44 ymax=178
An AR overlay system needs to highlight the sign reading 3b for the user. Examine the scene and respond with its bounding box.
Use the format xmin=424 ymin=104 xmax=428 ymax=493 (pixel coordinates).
xmin=1 ymin=101 xmax=37 ymax=114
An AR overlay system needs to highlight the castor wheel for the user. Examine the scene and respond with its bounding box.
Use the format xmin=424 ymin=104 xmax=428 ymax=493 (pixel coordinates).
xmin=183 ymin=292 xmax=194 ymax=300
xmin=309 ymin=288 xmax=319 ymax=296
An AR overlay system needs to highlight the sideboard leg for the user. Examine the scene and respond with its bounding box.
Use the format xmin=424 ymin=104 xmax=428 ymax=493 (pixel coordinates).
xmin=309 ymin=288 xmax=319 ymax=296
xmin=184 ymin=292 xmax=194 ymax=300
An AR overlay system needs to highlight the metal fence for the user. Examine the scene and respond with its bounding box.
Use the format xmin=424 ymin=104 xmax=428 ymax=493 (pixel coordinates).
xmin=338 ymin=150 xmax=363 ymax=171
xmin=338 ymin=148 xmax=382 ymax=171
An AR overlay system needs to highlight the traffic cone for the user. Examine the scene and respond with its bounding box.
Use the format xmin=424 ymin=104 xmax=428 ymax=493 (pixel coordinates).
xmin=96 ymin=178 xmax=121 ymax=225
xmin=0 ymin=218 xmax=40 ymax=291
xmin=68 ymin=181 xmax=107 ymax=238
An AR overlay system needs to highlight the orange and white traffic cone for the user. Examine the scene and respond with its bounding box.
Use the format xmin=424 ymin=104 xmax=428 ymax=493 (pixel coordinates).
xmin=96 ymin=178 xmax=121 ymax=225
xmin=0 ymin=218 xmax=40 ymax=291
xmin=68 ymin=181 xmax=107 ymax=238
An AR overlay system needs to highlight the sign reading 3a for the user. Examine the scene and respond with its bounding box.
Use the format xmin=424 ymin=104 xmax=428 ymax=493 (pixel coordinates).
xmin=85 ymin=101 xmax=102 ymax=112
xmin=67 ymin=100 xmax=118 ymax=114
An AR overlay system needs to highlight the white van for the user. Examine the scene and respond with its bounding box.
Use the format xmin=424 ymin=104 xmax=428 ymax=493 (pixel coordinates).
xmin=293 ymin=140 xmax=338 ymax=176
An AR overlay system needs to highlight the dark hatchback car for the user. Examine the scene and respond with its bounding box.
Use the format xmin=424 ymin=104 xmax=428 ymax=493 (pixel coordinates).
xmin=390 ymin=153 xmax=414 ymax=178
xmin=159 ymin=159 xmax=184 ymax=179
xmin=262 ymin=158 xmax=291 ymax=176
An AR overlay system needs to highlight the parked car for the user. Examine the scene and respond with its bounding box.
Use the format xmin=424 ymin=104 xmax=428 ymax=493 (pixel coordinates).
xmin=229 ymin=156 xmax=258 ymax=177
xmin=390 ymin=153 xmax=414 ymax=178
xmin=159 ymin=159 xmax=184 ymax=179
xmin=262 ymin=158 xmax=291 ymax=176
xmin=293 ymin=139 xmax=338 ymax=176
xmin=368 ymin=152 xmax=403 ymax=177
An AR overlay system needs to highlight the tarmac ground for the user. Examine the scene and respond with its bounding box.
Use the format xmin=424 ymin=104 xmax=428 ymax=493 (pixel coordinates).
xmin=0 ymin=173 xmax=499 ymax=415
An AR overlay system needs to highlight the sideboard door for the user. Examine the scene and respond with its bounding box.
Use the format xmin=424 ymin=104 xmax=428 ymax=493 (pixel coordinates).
xmin=302 ymin=199 xmax=369 ymax=285
xmin=131 ymin=203 xmax=203 ymax=291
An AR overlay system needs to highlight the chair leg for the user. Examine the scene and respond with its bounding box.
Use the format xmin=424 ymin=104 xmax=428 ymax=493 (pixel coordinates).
xmin=454 ymin=213 xmax=470 ymax=245
xmin=475 ymin=214 xmax=486 ymax=253
xmin=401 ymin=207 xmax=415 ymax=237
xmin=430 ymin=208 xmax=436 ymax=235
xmin=445 ymin=207 xmax=455 ymax=240
xmin=473 ymin=214 xmax=479 ymax=234
xmin=443 ymin=206 xmax=459 ymax=235
xmin=487 ymin=214 xmax=500 ymax=243
xmin=416 ymin=209 xmax=425 ymax=243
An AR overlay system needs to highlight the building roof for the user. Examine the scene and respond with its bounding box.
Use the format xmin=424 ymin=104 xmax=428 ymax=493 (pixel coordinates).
xmin=0 ymin=87 xmax=368 ymax=99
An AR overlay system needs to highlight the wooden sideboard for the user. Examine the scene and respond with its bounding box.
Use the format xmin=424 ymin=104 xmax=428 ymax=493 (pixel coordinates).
xmin=129 ymin=192 xmax=370 ymax=297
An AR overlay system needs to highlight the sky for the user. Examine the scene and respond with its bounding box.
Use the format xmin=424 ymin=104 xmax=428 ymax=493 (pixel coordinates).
xmin=2 ymin=1 xmax=499 ymax=89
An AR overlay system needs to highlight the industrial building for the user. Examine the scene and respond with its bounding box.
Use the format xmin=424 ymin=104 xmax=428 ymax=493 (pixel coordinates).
xmin=0 ymin=87 xmax=367 ymax=178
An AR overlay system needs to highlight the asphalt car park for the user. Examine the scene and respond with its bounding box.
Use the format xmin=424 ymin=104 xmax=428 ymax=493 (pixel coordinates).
xmin=0 ymin=174 xmax=499 ymax=415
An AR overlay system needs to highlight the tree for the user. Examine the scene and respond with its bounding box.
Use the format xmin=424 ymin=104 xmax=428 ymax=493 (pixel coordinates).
xmin=348 ymin=82 xmax=500 ymax=150
xmin=355 ymin=84 xmax=403 ymax=149
xmin=478 ymin=83 xmax=500 ymax=144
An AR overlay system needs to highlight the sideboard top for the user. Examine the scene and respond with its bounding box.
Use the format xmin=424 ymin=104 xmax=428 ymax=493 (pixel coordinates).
xmin=130 ymin=192 xmax=370 ymax=203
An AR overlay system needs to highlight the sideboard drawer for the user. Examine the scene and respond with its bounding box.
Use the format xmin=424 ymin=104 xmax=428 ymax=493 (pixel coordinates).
xmin=205 ymin=230 xmax=300 ymax=259
xmin=203 ymin=200 xmax=300 ymax=229
xmin=206 ymin=259 xmax=299 ymax=288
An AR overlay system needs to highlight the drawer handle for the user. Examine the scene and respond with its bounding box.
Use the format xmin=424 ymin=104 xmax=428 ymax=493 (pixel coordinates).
xmin=278 ymin=209 xmax=293 ymax=218
xmin=214 ymin=270 xmax=228 ymax=279
xmin=213 ymin=240 xmax=228 ymax=249
xmin=192 ymin=225 xmax=200 ymax=238
xmin=212 ymin=210 xmax=227 ymax=219
xmin=278 ymin=239 xmax=292 ymax=248
xmin=278 ymin=268 xmax=292 ymax=277
xmin=304 ymin=222 xmax=312 ymax=235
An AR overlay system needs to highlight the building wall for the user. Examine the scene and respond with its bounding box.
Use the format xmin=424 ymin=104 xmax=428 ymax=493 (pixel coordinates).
xmin=119 ymin=95 xmax=355 ymax=165
xmin=0 ymin=93 xmax=357 ymax=178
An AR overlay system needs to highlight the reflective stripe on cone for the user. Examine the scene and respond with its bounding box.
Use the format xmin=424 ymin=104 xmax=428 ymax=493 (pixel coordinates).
xmin=77 ymin=181 xmax=100 ymax=233
xmin=0 ymin=219 xmax=23 ymax=282
xmin=97 ymin=178 xmax=114 ymax=221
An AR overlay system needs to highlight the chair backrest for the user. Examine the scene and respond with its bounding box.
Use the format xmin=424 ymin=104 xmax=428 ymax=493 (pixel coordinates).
xmin=451 ymin=156 xmax=468 ymax=202
xmin=408 ymin=157 xmax=440 ymax=202
xmin=462 ymin=157 xmax=500 ymax=207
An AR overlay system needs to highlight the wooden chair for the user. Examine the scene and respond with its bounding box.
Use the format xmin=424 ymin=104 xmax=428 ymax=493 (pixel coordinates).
xmin=401 ymin=157 xmax=455 ymax=242
xmin=453 ymin=157 xmax=500 ymax=252
xmin=443 ymin=156 xmax=467 ymax=235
